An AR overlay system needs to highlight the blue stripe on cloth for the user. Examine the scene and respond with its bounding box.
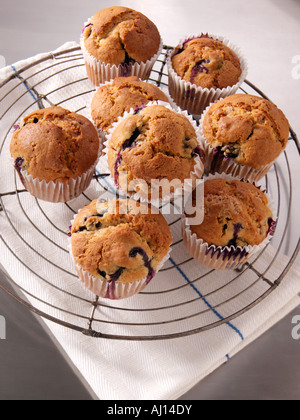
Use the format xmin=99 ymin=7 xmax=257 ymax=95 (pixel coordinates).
xmin=95 ymin=169 xmax=118 ymax=195
xmin=11 ymin=65 xmax=38 ymax=102
xmin=169 ymin=257 xmax=244 ymax=341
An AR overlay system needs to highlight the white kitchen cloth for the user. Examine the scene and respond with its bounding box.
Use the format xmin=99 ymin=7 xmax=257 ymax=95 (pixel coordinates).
xmin=0 ymin=42 xmax=300 ymax=400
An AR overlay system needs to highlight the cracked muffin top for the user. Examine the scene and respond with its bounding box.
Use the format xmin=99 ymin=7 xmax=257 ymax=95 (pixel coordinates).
xmin=82 ymin=6 xmax=161 ymax=65
xmin=202 ymin=94 xmax=290 ymax=169
xmin=71 ymin=199 xmax=172 ymax=284
xmin=190 ymin=178 xmax=274 ymax=248
xmin=10 ymin=106 xmax=99 ymax=183
xmin=91 ymin=76 xmax=169 ymax=133
xmin=107 ymin=104 xmax=205 ymax=195
xmin=171 ymin=36 xmax=242 ymax=89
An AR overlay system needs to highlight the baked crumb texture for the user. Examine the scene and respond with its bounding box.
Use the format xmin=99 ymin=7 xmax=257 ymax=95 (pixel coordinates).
xmin=10 ymin=106 xmax=99 ymax=183
xmin=91 ymin=76 xmax=169 ymax=132
xmin=172 ymin=36 xmax=242 ymax=89
xmin=83 ymin=6 xmax=161 ymax=65
xmin=108 ymin=104 xmax=204 ymax=193
xmin=190 ymin=178 xmax=274 ymax=248
xmin=71 ymin=199 xmax=172 ymax=285
xmin=202 ymin=94 xmax=290 ymax=169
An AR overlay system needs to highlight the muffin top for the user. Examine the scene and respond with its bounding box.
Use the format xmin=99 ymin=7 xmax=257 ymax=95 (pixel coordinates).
xmin=10 ymin=106 xmax=99 ymax=183
xmin=171 ymin=36 xmax=242 ymax=89
xmin=107 ymin=104 xmax=205 ymax=194
xmin=82 ymin=6 xmax=161 ymax=65
xmin=190 ymin=178 xmax=274 ymax=248
xmin=202 ymin=94 xmax=290 ymax=169
xmin=71 ymin=199 xmax=172 ymax=284
xmin=91 ymin=76 xmax=169 ymax=132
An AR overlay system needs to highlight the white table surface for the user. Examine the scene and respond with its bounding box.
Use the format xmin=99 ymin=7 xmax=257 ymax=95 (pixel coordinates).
xmin=0 ymin=0 xmax=300 ymax=400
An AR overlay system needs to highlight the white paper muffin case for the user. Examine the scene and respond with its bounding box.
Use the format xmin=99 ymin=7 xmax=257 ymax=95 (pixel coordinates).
xmin=198 ymin=103 xmax=274 ymax=182
xmin=80 ymin=22 xmax=164 ymax=86
xmin=72 ymin=249 xmax=171 ymax=300
xmin=18 ymin=162 xmax=98 ymax=203
xmin=167 ymin=33 xmax=248 ymax=117
xmin=182 ymin=173 xmax=277 ymax=271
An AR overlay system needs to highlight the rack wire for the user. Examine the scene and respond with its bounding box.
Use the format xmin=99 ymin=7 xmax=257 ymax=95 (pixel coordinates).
xmin=0 ymin=45 xmax=299 ymax=341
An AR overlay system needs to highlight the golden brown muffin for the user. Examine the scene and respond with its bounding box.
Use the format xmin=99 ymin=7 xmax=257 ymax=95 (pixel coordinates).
xmin=91 ymin=76 xmax=170 ymax=133
xmin=71 ymin=199 xmax=172 ymax=289
xmin=82 ymin=6 xmax=161 ymax=65
xmin=107 ymin=104 xmax=205 ymax=196
xmin=10 ymin=106 xmax=99 ymax=183
xmin=171 ymin=36 xmax=242 ymax=89
xmin=190 ymin=178 xmax=274 ymax=248
xmin=202 ymin=94 xmax=290 ymax=169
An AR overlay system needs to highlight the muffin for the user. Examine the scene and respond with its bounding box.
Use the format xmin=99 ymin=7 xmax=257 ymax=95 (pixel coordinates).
xmin=90 ymin=76 xmax=170 ymax=145
xmin=81 ymin=6 xmax=163 ymax=86
xmin=107 ymin=104 xmax=205 ymax=202
xmin=10 ymin=106 xmax=100 ymax=203
xmin=200 ymin=94 xmax=290 ymax=182
xmin=70 ymin=199 xmax=172 ymax=299
xmin=167 ymin=34 xmax=247 ymax=116
xmin=182 ymin=177 xmax=276 ymax=270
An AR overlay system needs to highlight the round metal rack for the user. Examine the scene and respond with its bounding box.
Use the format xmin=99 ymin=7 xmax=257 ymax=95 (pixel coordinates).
xmin=0 ymin=45 xmax=299 ymax=341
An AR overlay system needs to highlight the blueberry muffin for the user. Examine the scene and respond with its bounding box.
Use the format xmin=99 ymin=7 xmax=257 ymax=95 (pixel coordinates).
xmin=200 ymin=94 xmax=290 ymax=181
xmin=183 ymin=177 xmax=276 ymax=270
xmin=10 ymin=106 xmax=100 ymax=202
xmin=107 ymin=104 xmax=205 ymax=200
xmin=81 ymin=6 xmax=162 ymax=85
xmin=167 ymin=34 xmax=247 ymax=115
xmin=70 ymin=199 xmax=172 ymax=299
xmin=172 ymin=36 xmax=242 ymax=89
xmin=91 ymin=76 xmax=170 ymax=135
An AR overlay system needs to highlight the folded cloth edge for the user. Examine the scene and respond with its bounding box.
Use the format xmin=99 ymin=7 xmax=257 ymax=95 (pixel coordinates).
xmin=0 ymin=41 xmax=80 ymax=82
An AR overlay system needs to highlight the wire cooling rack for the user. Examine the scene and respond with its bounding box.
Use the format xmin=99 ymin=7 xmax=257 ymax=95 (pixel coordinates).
xmin=0 ymin=45 xmax=299 ymax=341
